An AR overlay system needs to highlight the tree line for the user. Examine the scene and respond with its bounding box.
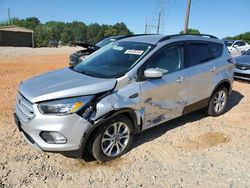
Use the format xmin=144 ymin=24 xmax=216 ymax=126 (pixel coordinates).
xmin=1 ymin=17 xmax=250 ymax=47
xmin=180 ymin=28 xmax=250 ymax=44
xmin=225 ymin=32 xmax=250 ymax=44
xmin=0 ymin=17 xmax=133 ymax=47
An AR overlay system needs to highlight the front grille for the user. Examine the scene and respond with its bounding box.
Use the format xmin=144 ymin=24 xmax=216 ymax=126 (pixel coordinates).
xmin=236 ymin=64 xmax=250 ymax=70
xmin=15 ymin=92 xmax=35 ymax=123
xmin=234 ymin=72 xmax=250 ymax=79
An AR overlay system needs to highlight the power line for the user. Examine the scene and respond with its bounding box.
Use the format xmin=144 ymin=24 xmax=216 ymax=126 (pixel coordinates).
xmin=145 ymin=0 xmax=166 ymax=34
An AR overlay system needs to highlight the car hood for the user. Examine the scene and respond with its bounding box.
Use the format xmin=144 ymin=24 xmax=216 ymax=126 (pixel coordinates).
xmin=73 ymin=42 xmax=100 ymax=49
xmin=235 ymin=55 xmax=250 ymax=65
xmin=19 ymin=68 xmax=117 ymax=103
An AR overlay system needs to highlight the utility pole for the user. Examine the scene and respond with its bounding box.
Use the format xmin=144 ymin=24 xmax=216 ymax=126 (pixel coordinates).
xmin=157 ymin=12 xmax=161 ymax=34
xmin=184 ymin=0 xmax=192 ymax=34
xmin=145 ymin=17 xmax=148 ymax=34
xmin=8 ymin=8 xmax=11 ymax=25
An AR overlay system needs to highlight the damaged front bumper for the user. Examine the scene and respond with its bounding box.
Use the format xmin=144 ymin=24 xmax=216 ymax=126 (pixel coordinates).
xmin=14 ymin=103 xmax=92 ymax=154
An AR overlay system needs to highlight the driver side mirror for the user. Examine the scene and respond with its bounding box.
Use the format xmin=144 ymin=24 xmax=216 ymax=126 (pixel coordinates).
xmin=233 ymin=44 xmax=239 ymax=48
xmin=144 ymin=68 xmax=163 ymax=79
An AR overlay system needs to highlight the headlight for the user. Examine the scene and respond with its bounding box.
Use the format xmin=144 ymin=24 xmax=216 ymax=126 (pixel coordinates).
xmin=38 ymin=96 xmax=93 ymax=115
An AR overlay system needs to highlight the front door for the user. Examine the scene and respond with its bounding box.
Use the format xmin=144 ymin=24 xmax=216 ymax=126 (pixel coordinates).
xmin=139 ymin=43 xmax=187 ymax=130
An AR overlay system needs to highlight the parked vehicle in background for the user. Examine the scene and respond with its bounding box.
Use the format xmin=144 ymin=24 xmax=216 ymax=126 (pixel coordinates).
xmin=14 ymin=34 xmax=234 ymax=162
xmin=234 ymin=49 xmax=250 ymax=81
xmin=48 ymin=40 xmax=58 ymax=48
xmin=224 ymin=40 xmax=250 ymax=57
xmin=69 ymin=36 xmax=126 ymax=66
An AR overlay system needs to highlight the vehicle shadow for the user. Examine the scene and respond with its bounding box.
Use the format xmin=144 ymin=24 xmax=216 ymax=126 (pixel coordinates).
xmin=234 ymin=79 xmax=250 ymax=84
xmin=133 ymin=90 xmax=244 ymax=149
xmin=226 ymin=90 xmax=244 ymax=113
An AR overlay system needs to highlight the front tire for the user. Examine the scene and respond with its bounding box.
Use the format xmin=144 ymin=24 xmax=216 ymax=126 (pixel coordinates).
xmin=206 ymin=86 xmax=228 ymax=116
xmin=88 ymin=115 xmax=134 ymax=162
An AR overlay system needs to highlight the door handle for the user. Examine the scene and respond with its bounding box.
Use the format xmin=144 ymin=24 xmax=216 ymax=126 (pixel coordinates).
xmin=129 ymin=93 xmax=139 ymax=99
xmin=176 ymin=76 xmax=184 ymax=83
xmin=210 ymin=66 xmax=216 ymax=72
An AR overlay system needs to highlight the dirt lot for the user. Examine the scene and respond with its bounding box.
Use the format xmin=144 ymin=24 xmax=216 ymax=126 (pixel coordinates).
xmin=0 ymin=47 xmax=249 ymax=188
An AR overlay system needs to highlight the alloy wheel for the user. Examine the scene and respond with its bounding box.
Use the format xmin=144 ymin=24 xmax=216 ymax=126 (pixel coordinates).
xmin=101 ymin=122 xmax=130 ymax=157
xmin=213 ymin=90 xmax=226 ymax=113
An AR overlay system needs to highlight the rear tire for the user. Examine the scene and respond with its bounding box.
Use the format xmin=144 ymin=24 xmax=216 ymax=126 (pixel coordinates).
xmin=87 ymin=115 xmax=134 ymax=162
xmin=206 ymin=86 xmax=228 ymax=117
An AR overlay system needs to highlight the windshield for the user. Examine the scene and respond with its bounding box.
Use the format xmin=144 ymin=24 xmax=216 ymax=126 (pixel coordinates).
xmin=96 ymin=38 xmax=117 ymax=48
xmin=73 ymin=41 xmax=152 ymax=78
xmin=225 ymin=41 xmax=234 ymax=47
xmin=244 ymin=49 xmax=250 ymax=55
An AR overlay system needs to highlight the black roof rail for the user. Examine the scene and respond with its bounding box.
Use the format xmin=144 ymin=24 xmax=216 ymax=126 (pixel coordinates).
xmin=119 ymin=33 xmax=158 ymax=40
xmin=158 ymin=33 xmax=218 ymax=43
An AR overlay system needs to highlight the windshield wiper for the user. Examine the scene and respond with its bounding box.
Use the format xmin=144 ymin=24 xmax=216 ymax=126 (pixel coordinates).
xmin=72 ymin=68 xmax=95 ymax=77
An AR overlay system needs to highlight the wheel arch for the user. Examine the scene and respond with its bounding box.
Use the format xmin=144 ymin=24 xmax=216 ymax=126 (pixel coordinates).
xmin=210 ymin=79 xmax=232 ymax=99
xmin=81 ymin=108 xmax=142 ymax=154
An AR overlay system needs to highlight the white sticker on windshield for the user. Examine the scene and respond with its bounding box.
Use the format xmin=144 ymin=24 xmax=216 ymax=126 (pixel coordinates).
xmin=124 ymin=49 xmax=144 ymax=55
xmin=113 ymin=45 xmax=124 ymax=51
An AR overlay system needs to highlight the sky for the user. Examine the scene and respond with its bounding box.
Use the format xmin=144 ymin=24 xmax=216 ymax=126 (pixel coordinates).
xmin=0 ymin=0 xmax=249 ymax=39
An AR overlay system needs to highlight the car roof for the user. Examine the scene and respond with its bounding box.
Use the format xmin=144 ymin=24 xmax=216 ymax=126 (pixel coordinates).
xmin=105 ymin=35 xmax=125 ymax=40
xmin=120 ymin=34 xmax=163 ymax=44
xmin=120 ymin=34 xmax=220 ymax=45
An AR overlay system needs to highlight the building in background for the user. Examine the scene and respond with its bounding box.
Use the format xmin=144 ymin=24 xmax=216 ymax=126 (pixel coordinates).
xmin=0 ymin=25 xmax=34 ymax=47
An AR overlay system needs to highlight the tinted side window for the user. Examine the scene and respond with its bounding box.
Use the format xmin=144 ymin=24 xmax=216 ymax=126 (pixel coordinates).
xmin=187 ymin=43 xmax=210 ymax=67
xmin=145 ymin=45 xmax=184 ymax=74
xmin=239 ymin=41 xmax=246 ymax=46
xmin=234 ymin=42 xmax=240 ymax=46
xmin=208 ymin=42 xmax=223 ymax=59
xmin=234 ymin=41 xmax=245 ymax=46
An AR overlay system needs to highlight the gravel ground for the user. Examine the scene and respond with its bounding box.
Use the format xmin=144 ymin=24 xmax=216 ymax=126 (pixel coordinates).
xmin=0 ymin=47 xmax=249 ymax=188
xmin=0 ymin=46 xmax=82 ymax=59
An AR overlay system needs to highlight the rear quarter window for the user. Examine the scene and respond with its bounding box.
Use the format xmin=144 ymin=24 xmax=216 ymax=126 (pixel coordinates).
xmin=187 ymin=43 xmax=210 ymax=67
xmin=208 ymin=42 xmax=223 ymax=59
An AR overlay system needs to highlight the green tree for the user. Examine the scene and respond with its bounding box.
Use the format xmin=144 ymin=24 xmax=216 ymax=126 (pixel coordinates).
xmin=113 ymin=22 xmax=133 ymax=35
xmin=0 ymin=17 xmax=133 ymax=47
xmin=61 ymin=27 xmax=74 ymax=44
xmin=68 ymin=21 xmax=87 ymax=42
xmin=34 ymin=25 xmax=48 ymax=47
xmin=25 ymin=17 xmax=40 ymax=30
xmin=226 ymin=32 xmax=250 ymax=44
xmin=45 ymin=21 xmax=65 ymax=41
xmin=87 ymin=23 xmax=104 ymax=43
xmin=179 ymin=28 xmax=200 ymax=34
xmin=11 ymin=17 xmax=26 ymax=27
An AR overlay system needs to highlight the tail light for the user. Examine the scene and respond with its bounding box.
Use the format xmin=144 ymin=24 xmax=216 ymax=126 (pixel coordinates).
xmin=228 ymin=58 xmax=236 ymax=64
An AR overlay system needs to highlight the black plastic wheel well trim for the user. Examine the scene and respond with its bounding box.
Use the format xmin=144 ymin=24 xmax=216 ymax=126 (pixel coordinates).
xmin=210 ymin=79 xmax=232 ymax=99
xmin=80 ymin=108 xmax=141 ymax=152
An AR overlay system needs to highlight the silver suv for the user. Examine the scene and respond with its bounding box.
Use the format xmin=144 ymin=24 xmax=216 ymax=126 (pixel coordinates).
xmin=14 ymin=34 xmax=235 ymax=161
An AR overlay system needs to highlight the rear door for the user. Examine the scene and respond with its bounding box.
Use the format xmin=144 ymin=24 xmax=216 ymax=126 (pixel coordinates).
xmin=184 ymin=41 xmax=221 ymax=107
xmin=238 ymin=41 xmax=248 ymax=52
xmin=139 ymin=42 xmax=187 ymax=130
xmin=233 ymin=41 xmax=245 ymax=55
